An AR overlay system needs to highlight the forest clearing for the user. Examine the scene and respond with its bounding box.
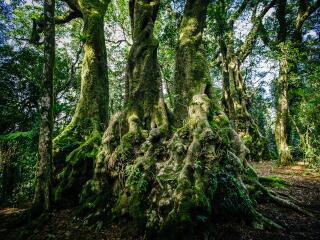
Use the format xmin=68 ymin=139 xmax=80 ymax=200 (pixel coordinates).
xmin=0 ymin=0 xmax=320 ymax=239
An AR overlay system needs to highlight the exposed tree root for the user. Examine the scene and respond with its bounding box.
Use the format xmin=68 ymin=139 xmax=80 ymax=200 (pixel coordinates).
xmin=248 ymin=178 xmax=313 ymax=216
xmin=56 ymin=95 xmax=312 ymax=238
xmin=53 ymin=119 xmax=102 ymax=205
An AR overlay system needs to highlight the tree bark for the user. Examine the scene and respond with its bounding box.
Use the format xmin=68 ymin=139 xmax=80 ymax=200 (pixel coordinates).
xmin=53 ymin=0 xmax=110 ymax=205
xmin=72 ymin=0 xmax=109 ymax=127
xmin=273 ymin=0 xmax=320 ymax=165
xmin=273 ymin=0 xmax=293 ymax=165
xmin=33 ymin=0 xmax=55 ymax=214
xmin=79 ymin=0 xmax=167 ymax=215
xmin=173 ymin=0 xmax=213 ymax=126
xmin=126 ymin=0 xmax=161 ymax=129
xmin=275 ymin=57 xmax=292 ymax=165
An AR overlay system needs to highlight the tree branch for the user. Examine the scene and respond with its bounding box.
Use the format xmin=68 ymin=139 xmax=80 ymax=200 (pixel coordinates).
xmin=55 ymin=9 xmax=82 ymax=24
xmin=294 ymin=0 xmax=320 ymax=41
xmin=30 ymin=9 xmax=81 ymax=45
xmin=228 ymin=0 xmax=250 ymax=27
xmin=237 ymin=0 xmax=276 ymax=61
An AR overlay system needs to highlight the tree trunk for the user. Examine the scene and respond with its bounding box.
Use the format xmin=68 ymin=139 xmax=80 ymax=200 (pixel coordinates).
xmin=126 ymin=0 xmax=161 ymax=129
xmin=80 ymin=0 xmax=167 ymax=215
xmin=275 ymin=57 xmax=292 ymax=165
xmin=221 ymin=57 xmax=236 ymax=121
xmin=32 ymin=0 xmax=55 ymax=214
xmin=53 ymin=0 xmax=110 ymax=205
xmin=229 ymin=57 xmax=270 ymax=161
xmin=173 ymin=0 xmax=213 ymax=126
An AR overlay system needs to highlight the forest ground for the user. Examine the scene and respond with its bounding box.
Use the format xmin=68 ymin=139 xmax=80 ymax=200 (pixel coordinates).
xmin=0 ymin=161 xmax=319 ymax=240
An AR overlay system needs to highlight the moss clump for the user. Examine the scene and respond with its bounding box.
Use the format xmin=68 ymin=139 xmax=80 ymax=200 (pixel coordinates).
xmin=259 ymin=176 xmax=288 ymax=188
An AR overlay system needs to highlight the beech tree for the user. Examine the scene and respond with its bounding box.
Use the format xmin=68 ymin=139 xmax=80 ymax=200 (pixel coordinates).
xmin=208 ymin=0 xmax=276 ymax=161
xmin=49 ymin=0 xmax=111 ymax=203
xmin=259 ymin=0 xmax=320 ymax=165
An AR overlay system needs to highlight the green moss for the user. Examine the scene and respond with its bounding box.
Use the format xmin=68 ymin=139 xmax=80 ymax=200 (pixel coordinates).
xmin=79 ymin=179 xmax=109 ymax=216
xmin=259 ymin=176 xmax=288 ymax=188
xmin=216 ymin=173 xmax=256 ymax=221
xmin=244 ymin=165 xmax=258 ymax=179
xmin=53 ymin=128 xmax=102 ymax=205
xmin=114 ymin=160 xmax=151 ymax=225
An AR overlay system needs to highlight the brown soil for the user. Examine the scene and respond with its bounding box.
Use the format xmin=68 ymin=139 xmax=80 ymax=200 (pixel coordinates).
xmin=0 ymin=161 xmax=319 ymax=240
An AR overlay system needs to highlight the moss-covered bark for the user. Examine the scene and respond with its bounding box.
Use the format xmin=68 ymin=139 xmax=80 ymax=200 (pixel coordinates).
xmin=79 ymin=0 xmax=168 ymax=214
xmin=125 ymin=0 xmax=161 ymax=128
xmin=225 ymin=57 xmax=270 ymax=161
xmin=53 ymin=0 xmax=110 ymax=205
xmin=173 ymin=0 xmax=213 ymax=126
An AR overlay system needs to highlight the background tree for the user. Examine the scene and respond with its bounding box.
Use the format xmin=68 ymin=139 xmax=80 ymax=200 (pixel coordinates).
xmin=207 ymin=0 xmax=275 ymax=161
xmin=0 ymin=1 xmax=80 ymax=204
xmin=0 ymin=1 xmax=81 ymax=204
xmin=259 ymin=0 xmax=320 ymax=165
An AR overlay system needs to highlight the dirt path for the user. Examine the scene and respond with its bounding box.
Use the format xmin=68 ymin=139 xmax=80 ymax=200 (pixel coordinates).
xmin=0 ymin=161 xmax=319 ymax=240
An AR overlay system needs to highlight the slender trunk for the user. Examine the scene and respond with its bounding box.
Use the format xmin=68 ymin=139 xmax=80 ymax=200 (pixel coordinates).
xmin=275 ymin=57 xmax=292 ymax=165
xmin=174 ymin=0 xmax=212 ymax=126
xmin=33 ymin=0 xmax=55 ymax=214
xmin=221 ymin=46 xmax=236 ymax=120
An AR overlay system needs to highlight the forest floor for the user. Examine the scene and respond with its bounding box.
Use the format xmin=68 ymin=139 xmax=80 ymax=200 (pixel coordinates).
xmin=0 ymin=161 xmax=319 ymax=240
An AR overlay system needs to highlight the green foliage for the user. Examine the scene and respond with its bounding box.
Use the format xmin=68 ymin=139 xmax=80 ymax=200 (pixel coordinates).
xmin=0 ymin=128 xmax=39 ymax=204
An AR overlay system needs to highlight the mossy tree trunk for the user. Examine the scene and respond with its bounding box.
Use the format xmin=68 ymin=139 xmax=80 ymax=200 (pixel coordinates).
xmin=211 ymin=0 xmax=274 ymax=161
xmin=173 ymin=0 xmax=213 ymax=126
xmin=273 ymin=0 xmax=292 ymax=165
xmin=80 ymin=0 xmax=167 ymax=215
xmin=53 ymin=0 xmax=110 ymax=205
xmin=32 ymin=0 xmax=55 ymax=215
xmin=125 ymin=0 xmax=161 ymax=129
xmin=224 ymin=56 xmax=269 ymax=161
